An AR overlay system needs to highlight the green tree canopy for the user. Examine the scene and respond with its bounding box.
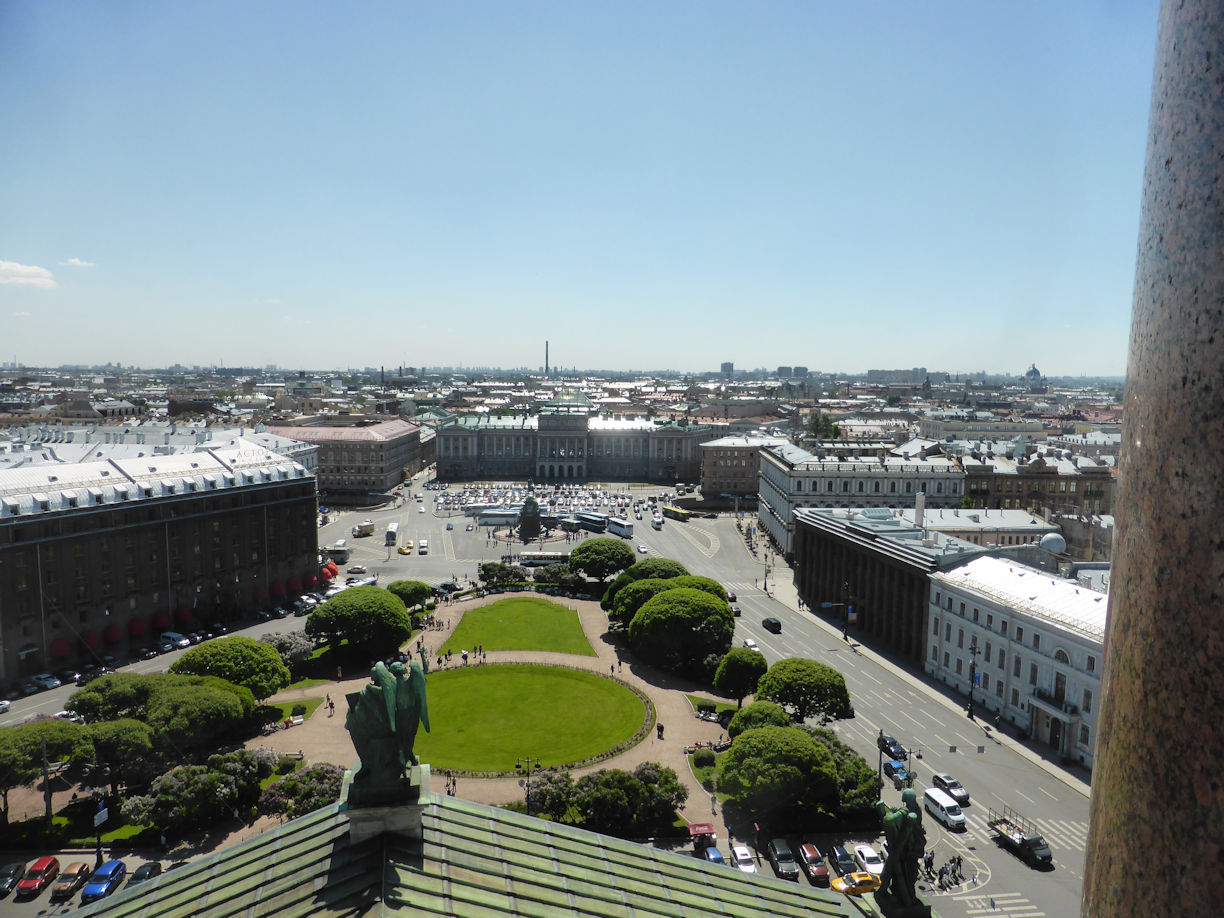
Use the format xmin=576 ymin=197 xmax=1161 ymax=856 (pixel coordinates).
xmin=0 ymin=719 xmax=94 ymax=824
xmin=122 ymin=748 xmax=277 ymax=835
xmin=260 ymin=631 xmax=314 ymax=674
xmin=305 ymin=585 xmax=413 ymax=654
xmin=88 ymin=718 xmax=156 ymax=796
xmin=713 ymin=648 xmax=769 ymax=708
xmin=807 ymin=410 xmax=843 ymax=440
xmin=717 ymin=725 xmax=838 ymax=824
xmin=755 ymin=658 xmax=854 ymax=724
xmin=568 ymin=537 xmax=637 ymax=582
xmin=609 ymin=578 xmax=681 ymax=628
xmin=170 ymin=635 xmax=291 ymax=700
xmin=726 ymin=700 xmax=792 ymax=738
xmin=601 ymin=558 xmax=689 ymax=610
xmin=627 ymin=588 xmax=735 ymax=677
xmin=387 ymin=579 xmax=432 ymax=611
xmin=804 ymin=725 xmax=882 ymax=821
xmin=668 ymin=575 xmax=728 ymax=604
xmin=530 ymin=762 xmax=688 ymax=838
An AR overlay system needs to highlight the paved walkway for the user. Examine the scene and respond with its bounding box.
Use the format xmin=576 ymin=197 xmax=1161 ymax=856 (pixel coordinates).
xmin=247 ymin=592 xmax=730 ymax=820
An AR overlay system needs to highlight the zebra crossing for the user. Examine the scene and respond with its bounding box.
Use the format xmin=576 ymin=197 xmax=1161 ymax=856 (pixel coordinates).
xmin=956 ymin=892 xmax=1045 ymax=917
xmin=962 ymin=810 xmax=1089 ymax=857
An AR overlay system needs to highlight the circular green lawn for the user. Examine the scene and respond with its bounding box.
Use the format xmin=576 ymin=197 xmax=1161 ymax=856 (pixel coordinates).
xmin=414 ymin=664 xmax=648 ymax=773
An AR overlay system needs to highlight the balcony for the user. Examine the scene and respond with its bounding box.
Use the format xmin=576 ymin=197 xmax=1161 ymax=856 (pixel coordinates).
xmin=1030 ymin=686 xmax=1079 ymax=719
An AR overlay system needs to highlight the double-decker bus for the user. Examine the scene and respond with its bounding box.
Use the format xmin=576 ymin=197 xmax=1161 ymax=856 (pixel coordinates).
xmin=662 ymin=505 xmax=692 ymax=522
xmin=607 ymin=517 xmax=634 ymax=538
xmin=519 ymin=551 xmax=570 ymax=567
xmin=384 ymin=522 xmax=400 ymax=546
xmin=575 ymin=511 xmax=608 ymax=532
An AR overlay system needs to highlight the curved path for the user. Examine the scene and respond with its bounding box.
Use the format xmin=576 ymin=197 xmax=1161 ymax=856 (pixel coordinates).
xmin=252 ymin=592 xmax=731 ymax=820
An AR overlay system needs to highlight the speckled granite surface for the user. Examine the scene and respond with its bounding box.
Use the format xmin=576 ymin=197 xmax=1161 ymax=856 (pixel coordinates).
xmin=1083 ymin=2 xmax=1224 ymax=915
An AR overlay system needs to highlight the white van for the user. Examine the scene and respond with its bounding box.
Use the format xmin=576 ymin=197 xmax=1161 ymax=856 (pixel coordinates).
xmin=924 ymin=787 xmax=966 ymax=830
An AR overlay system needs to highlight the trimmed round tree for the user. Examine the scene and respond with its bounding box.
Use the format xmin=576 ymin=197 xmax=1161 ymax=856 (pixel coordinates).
xmin=627 ymin=587 xmax=735 ymax=676
xmin=717 ymin=725 xmax=838 ymax=823
xmin=727 ymin=700 xmax=791 ymax=738
xmin=170 ymin=635 xmax=291 ymax=701
xmin=305 ymin=585 xmax=413 ymax=655
xmin=601 ymin=558 xmax=689 ymax=610
xmin=569 ymin=537 xmax=637 ymax=582
xmin=388 ymin=579 xmax=432 ymax=612
xmin=610 ymin=578 xmax=682 ymax=628
xmin=754 ymin=657 xmax=854 ymax=724
xmin=668 ymin=575 xmax=729 ymax=605
xmin=713 ymin=647 xmax=768 ymax=708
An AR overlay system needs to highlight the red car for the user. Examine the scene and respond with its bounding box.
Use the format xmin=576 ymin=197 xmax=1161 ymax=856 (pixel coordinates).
xmin=16 ymin=856 xmax=59 ymax=898
xmin=798 ymin=843 xmax=830 ymax=887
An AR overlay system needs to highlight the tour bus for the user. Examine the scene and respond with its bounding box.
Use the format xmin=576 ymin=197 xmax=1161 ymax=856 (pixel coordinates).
xmin=519 ymin=551 xmax=570 ymax=567
xmin=575 ymin=511 xmax=608 ymax=533
xmin=478 ymin=508 xmax=521 ymax=527
xmin=326 ymin=540 xmax=350 ymax=563
xmin=385 ymin=521 xmax=400 ymax=546
xmin=662 ymin=505 xmax=693 ymax=522
xmin=607 ymin=517 xmax=634 ymax=538
xmin=352 ymin=519 xmax=376 ymax=537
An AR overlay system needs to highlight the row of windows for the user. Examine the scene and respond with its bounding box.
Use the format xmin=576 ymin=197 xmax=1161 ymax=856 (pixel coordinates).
xmin=932 ymin=598 xmax=1099 ymax=674
xmin=794 ymin=478 xmax=958 ymax=495
xmin=933 ymin=646 xmax=1095 ymax=731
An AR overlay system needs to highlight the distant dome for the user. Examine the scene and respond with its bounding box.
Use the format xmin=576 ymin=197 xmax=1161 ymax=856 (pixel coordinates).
xmin=1025 ymin=364 xmax=1042 ymax=379
xmin=1040 ymin=533 xmax=1067 ymax=555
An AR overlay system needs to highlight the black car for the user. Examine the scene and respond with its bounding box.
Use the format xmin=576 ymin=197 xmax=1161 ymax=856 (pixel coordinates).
xmin=127 ymin=862 xmax=162 ymax=886
xmin=135 ymin=646 xmax=159 ymax=661
xmin=828 ymin=844 xmax=856 ymax=877
xmin=877 ymin=734 xmax=907 ymax=760
xmin=762 ymin=617 xmax=782 ymax=634
xmin=0 ymin=861 xmax=26 ymax=896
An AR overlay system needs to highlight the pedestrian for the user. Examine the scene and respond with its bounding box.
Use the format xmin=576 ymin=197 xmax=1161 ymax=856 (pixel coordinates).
xmin=337 ymin=666 xmax=343 ymax=680
xmin=328 ymin=699 xmax=335 ymax=716
xmin=611 ymin=664 xmax=615 ymax=676
xmin=617 ymin=660 xmax=622 ymax=672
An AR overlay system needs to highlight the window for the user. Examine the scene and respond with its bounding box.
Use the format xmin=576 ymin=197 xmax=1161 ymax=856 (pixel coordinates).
xmin=973 ymin=608 xmax=979 ymax=622
xmin=935 ymin=592 xmax=941 ymax=605
xmin=1029 ymin=663 xmax=1038 ymax=685
xmin=957 ymin=629 xmax=964 ymax=649
xmin=933 ymin=618 xmax=939 ymax=635
xmin=1032 ymin=634 xmax=1040 ymax=650
xmin=981 ymin=674 xmax=989 ymax=691
xmin=1079 ymin=725 xmax=1090 ymax=745
xmin=959 ymin=602 xmax=966 ymax=615
xmin=931 ymin=647 xmax=938 ymax=661
xmin=996 ymin=682 xmax=1004 ymax=698
xmin=943 ymin=652 xmax=950 ymax=667
xmin=985 ymin=641 xmax=992 ymax=663
xmin=945 ymin=624 xmax=951 ymax=640
xmin=955 ymin=659 xmax=962 ymax=674
xmin=1016 ymin=627 xmax=1024 ymax=642
xmin=1011 ymin=688 xmax=1020 ymax=706
xmin=987 ymin=614 xmax=993 ymax=628
xmin=1083 ymin=689 xmax=1092 ymax=713
xmin=1014 ymin=656 xmax=1021 ymax=677
xmin=1087 ymin=655 xmax=1096 ymax=673
xmin=1001 ymin=621 xmax=1008 ymax=637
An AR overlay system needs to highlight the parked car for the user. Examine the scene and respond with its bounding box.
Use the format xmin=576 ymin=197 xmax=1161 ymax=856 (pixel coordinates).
xmin=0 ymin=699 xmax=10 ymax=715
xmin=762 ymin=617 xmax=782 ymax=634
xmin=729 ymin=845 xmax=757 ymax=874
xmin=700 ymin=846 xmax=725 ymax=865
xmin=853 ymin=844 xmax=884 ymax=877
xmin=135 ymin=646 xmax=158 ymax=661
xmin=55 ymin=668 xmax=81 ymax=685
xmin=127 ymin=862 xmax=162 ymax=886
xmin=55 ymin=710 xmax=85 ymax=724
xmin=831 ymin=871 xmax=881 ymax=896
xmin=155 ymin=639 xmax=176 ymax=654
xmin=883 ymin=759 xmax=911 ymax=789
xmin=186 ymin=631 xmax=207 ymax=644
xmin=0 ymin=861 xmax=27 ymax=896
xmin=16 ymin=855 xmax=59 ymax=898
xmin=932 ymin=772 xmax=970 ymax=806
xmin=347 ymin=565 xmax=368 ymax=574
xmin=742 ymin=638 xmax=759 ymax=651
xmin=828 ymin=844 xmax=856 ymax=876
xmin=80 ymin=860 xmax=127 ymax=904
xmin=32 ymin=672 xmax=62 ymax=690
xmin=877 ymin=734 xmax=907 ymax=760
xmin=49 ymin=861 xmax=91 ymax=900
xmin=766 ymin=839 xmax=799 ymax=881
xmin=797 ymin=843 xmax=830 ymax=886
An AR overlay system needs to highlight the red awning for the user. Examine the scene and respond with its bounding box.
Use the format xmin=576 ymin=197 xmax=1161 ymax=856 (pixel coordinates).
xmin=104 ymin=624 xmax=123 ymax=643
xmin=270 ymin=581 xmax=286 ymax=596
xmin=305 ymin=574 xmax=317 ymax=587
xmin=128 ymin=618 xmax=148 ymax=637
xmin=50 ymin=638 xmax=72 ymax=658
xmin=175 ymin=607 xmax=193 ymax=624
xmin=83 ymin=632 xmax=100 ymax=649
xmin=324 ymin=561 xmax=338 ymax=575
xmin=321 ymin=568 xmax=336 ymax=582
xmin=152 ymin=611 xmax=171 ymax=630
xmin=288 ymin=576 xmax=302 ymax=593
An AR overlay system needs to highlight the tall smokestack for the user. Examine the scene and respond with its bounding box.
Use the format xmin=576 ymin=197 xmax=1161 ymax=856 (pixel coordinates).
xmin=915 ymin=490 xmax=926 ymax=529
xmin=545 ymin=341 xmax=550 ymax=378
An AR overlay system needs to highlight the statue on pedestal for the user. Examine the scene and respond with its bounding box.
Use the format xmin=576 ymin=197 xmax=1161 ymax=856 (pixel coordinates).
xmin=345 ymin=661 xmax=430 ymax=800
xmin=874 ymin=788 xmax=929 ymax=916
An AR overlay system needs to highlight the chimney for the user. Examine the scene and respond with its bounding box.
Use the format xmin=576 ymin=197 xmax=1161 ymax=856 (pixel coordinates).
xmin=915 ymin=490 xmax=926 ymax=529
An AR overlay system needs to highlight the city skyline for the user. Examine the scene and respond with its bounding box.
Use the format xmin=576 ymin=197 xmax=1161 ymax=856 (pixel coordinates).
xmin=1 ymin=2 xmax=1158 ymax=375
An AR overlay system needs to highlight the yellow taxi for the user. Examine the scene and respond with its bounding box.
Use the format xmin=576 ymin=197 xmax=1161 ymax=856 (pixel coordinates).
xmin=397 ymin=546 xmax=411 ymax=555
xmin=830 ymin=872 xmax=881 ymax=896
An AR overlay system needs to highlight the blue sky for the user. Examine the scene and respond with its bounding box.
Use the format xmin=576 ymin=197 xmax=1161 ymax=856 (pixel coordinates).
xmin=1 ymin=2 xmax=1157 ymax=376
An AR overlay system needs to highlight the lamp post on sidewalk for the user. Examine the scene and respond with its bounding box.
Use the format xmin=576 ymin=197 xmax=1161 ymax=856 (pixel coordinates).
xmin=516 ymin=757 xmax=542 ymax=816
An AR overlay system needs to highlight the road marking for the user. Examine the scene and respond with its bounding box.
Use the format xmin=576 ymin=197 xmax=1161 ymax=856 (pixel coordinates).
xmin=1013 ymin=789 xmax=1036 ymax=804
xmin=1038 ymin=786 xmax=1057 ymax=801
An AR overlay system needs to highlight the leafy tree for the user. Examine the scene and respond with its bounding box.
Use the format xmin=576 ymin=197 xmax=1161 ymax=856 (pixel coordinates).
xmin=260 ymin=631 xmax=315 ymax=674
xmin=713 ymin=648 xmax=768 ymax=707
xmin=170 ymin=635 xmax=290 ymax=700
xmin=727 ymin=700 xmax=792 ymax=737
xmin=807 ymin=410 xmax=842 ymax=440
xmin=609 ymin=578 xmax=680 ymax=628
xmin=803 ymin=725 xmax=881 ymax=821
xmin=755 ymin=658 xmax=854 ymax=724
xmin=627 ymin=588 xmax=735 ymax=677
xmin=529 ymin=762 xmax=687 ymax=838
xmin=68 ymin=673 xmax=254 ymax=733
xmin=532 ymin=563 xmax=587 ymax=592
xmin=305 ymin=586 xmax=413 ymax=655
xmin=88 ymin=719 xmax=156 ymax=796
xmin=668 ymin=575 xmax=729 ymax=605
xmin=387 ymin=579 xmax=432 ymax=611
xmin=717 ymin=726 xmax=838 ymax=824
xmin=0 ymin=720 xmax=93 ymax=824
xmin=568 ymin=537 xmax=637 ymax=582
xmin=259 ymin=763 xmax=344 ymax=820
xmin=122 ymin=748 xmax=277 ymax=835
xmin=601 ymin=558 xmax=689 ymax=610
xmin=145 ymin=681 xmax=255 ymax=752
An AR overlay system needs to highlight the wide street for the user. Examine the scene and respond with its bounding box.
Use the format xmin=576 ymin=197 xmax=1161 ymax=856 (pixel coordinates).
xmin=3 ymin=479 xmax=1089 ymax=917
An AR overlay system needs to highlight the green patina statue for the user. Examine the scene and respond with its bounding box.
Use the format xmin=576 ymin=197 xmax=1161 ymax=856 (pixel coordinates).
xmin=345 ymin=660 xmax=430 ymax=791
xmin=518 ymin=492 xmax=541 ymax=542
xmin=875 ymin=788 xmax=927 ymax=910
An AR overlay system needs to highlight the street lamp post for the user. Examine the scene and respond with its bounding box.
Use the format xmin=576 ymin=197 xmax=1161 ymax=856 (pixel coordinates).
xmin=515 ymin=757 xmax=542 ymax=816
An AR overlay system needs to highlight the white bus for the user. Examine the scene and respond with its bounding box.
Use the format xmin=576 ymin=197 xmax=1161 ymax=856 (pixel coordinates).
xmin=326 ymin=539 xmax=350 ymax=562
xmin=385 ymin=521 xmax=400 ymax=546
xmin=607 ymin=517 xmax=634 ymax=538
xmin=519 ymin=551 xmax=570 ymax=567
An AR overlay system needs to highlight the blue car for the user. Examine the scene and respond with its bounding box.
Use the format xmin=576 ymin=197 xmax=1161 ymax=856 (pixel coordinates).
xmin=80 ymin=860 xmax=126 ymax=904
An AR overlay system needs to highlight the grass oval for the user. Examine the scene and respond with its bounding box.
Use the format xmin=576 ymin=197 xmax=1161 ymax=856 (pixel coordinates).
xmin=415 ymin=664 xmax=645 ymax=772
